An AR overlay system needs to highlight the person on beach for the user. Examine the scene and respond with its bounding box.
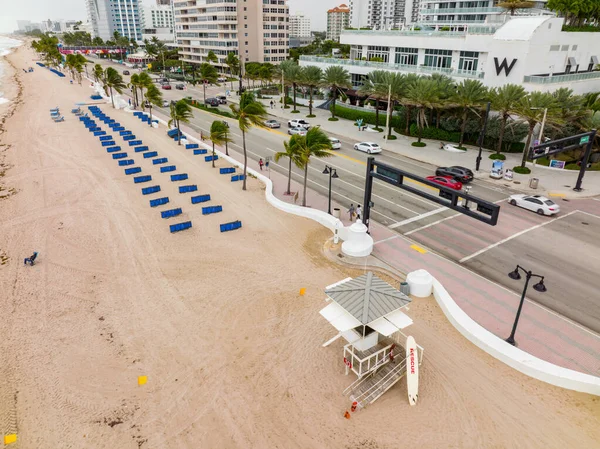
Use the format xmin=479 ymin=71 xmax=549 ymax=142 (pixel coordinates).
xmin=259 ymin=158 xmax=264 ymax=170
xmin=356 ymin=205 xmax=362 ymax=221
xmin=348 ymin=204 xmax=355 ymax=221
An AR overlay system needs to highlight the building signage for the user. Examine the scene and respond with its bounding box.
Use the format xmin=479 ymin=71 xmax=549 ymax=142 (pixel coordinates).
xmin=549 ymin=159 xmax=566 ymax=169
xmin=494 ymin=57 xmax=517 ymax=76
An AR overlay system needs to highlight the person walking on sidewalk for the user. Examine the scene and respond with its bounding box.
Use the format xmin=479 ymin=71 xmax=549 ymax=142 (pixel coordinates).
xmin=270 ymin=100 xmax=274 ymax=109
xmin=356 ymin=204 xmax=362 ymax=221
xmin=348 ymin=204 xmax=355 ymax=221
xmin=259 ymin=158 xmax=264 ymax=170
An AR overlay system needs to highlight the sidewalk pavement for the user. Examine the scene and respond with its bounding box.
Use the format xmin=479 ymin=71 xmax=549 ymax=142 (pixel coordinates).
xmin=228 ymin=92 xmax=600 ymax=199
xmin=246 ymin=150 xmax=600 ymax=378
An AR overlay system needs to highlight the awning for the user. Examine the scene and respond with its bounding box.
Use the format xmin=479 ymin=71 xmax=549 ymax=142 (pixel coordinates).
xmin=319 ymin=302 xmax=362 ymax=332
xmin=368 ymin=317 xmax=399 ymax=337
xmin=384 ymin=309 xmax=413 ymax=330
xmin=568 ymin=57 xmax=577 ymax=66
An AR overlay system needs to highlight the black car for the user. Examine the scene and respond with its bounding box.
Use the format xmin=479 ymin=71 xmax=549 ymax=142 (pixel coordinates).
xmin=123 ymin=70 xmax=130 ymax=75
xmin=435 ymin=166 xmax=474 ymax=183
xmin=176 ymin=83 xmax=185 ymax=90
xmin=205 ymin=98 xmax=220 ymax=107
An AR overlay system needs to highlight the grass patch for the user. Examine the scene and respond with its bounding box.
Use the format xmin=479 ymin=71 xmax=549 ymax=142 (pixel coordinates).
xmin=513 ymin=166 xmax=531 ymax=174
xmin=306 ymin=114 xmax=316 ymax=118
xmin=411 ymin=141 xmax=426 ymax=147
xmin=373 ymin=127 xmax=383 ymax=132
xmin=183 ymin=99 xmax=234 ymax=119
xmin=328 ymin=117 xmax=339 ymax=122
xmin=291 ymin=110 xmax=300 ymax=113
xmin=386 ymin=135 xmax=397 ymax=140
xmin=489 ymin=153 xmax=506 ymax=160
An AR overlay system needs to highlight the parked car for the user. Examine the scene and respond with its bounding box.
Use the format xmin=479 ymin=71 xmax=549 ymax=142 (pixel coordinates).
xmin=353 ymin=142 xmax=382 ymax=154
xmin=509 ymin=194 xmax=560 ymax=216
xmin=329 ymin=137 xmax=341 ymax=150
xmin=205 ymin=97 xmax=220 ymax=107
xmin=216 ymin=95 xmax=227 ymax=104
xmin=162 ymin=100 xmax=170 ymax=107
xmin=265 ymin=119 xmax=281 ymax=129
xmin=123 ymin=70 xmax=130 ymax=75
xmin=435 ymin=166 xmax=474 ymax=183
xmin=426 ymin=175 xmax=463 ymax=191
xmin=161 ymin=84 xmax=172 ymax=90
xmin=175 ymin=83 xmax=185 ymax=90
xmin=288 ymin=127 xmax=308 ymax=136
xmin=288 ymin=119 xmax=310 ymax=129
xmin=218 ymin=77 xmax=227 ymax=82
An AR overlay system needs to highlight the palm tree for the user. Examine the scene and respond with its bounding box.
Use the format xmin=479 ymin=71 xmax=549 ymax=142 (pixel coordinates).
xmin=321 ymin=66 xmax=352 ymax=120
xmin=286 ymin=63 xmax=303 ymax=112
xmin=209 ymin=121 xmax=231 ymax=168
xmin=453 ymin=79 xmax=488 ymax=147
xmin=74 ymin=54 xmax=87 ymax=84
xmin=168 ymin=100 xmax=194 ymax=145
xmin=225 ymin=52 xmax=240 ymax=90
xmin=552 ymin=88 xmax=588 ymax=133
xmin=498 ymin=0 xmax=534 ymax=15
xmin=138 ymin=72 xmax=153 ymax=109
xmin=404 ymin=77 xmax=440 ymax=144
xmin=104 ymin=67 xmax=126 ymax=108
xmin=516 ymin=92 xmax=558 ymax=168
xmin=490 ymin=84 xmax=526 ymax=154
xmin=145 ymin=84 xmax=163 ymax=124
xmin=230 ymin=92 xmax=268 ymax=190
xmin=292 ymin=127 xmax=333 ymax=206
xmin=93 ymin=63 xmax=104 ymax=83
xmin=274 ymin=138 xmax=303 ymax=195
xmin=358 ymin=70 xmax=390 ymax=131
xmin=430 ymin=73 xmax=455 ymax=128
xmin=206 ymin=50 xmax=218 ymax=64
xmin=401 ymin=73 xmax=420 ymax=134
xmin=129 ymin=73 xmax=141 ymax=108
xmin=198 ymin=63 xmax=219 ymax=103
xmin=300 ymin=65 xmax=322 ymax=117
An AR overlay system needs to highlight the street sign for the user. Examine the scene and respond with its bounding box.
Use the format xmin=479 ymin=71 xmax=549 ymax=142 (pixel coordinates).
xmin=580 ymin=135 xmax=590 ymax=145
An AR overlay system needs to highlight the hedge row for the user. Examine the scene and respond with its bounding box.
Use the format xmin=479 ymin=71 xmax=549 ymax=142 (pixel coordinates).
xmin=334 ymin=105 xmax=402 ymax=129
xmin=183 ymin=98 xmax=234 ymax=119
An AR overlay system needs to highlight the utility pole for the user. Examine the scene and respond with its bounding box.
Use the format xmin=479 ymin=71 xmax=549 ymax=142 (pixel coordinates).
xmin=384 ymin=83 xmax=392 ymax=139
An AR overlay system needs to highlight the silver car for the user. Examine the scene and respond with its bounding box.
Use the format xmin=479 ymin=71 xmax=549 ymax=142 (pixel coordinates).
xmin=288 ymin=127 xmax=307 ymax=136
xmin=354 ymin=142 xmax=382 ymax=154
xmin=265 ymin=119 xmax=281 ymax=129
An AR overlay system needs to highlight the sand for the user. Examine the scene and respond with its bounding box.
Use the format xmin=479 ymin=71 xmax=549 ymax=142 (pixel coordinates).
xmin=0 ymin=43 xmax=599 ymax=449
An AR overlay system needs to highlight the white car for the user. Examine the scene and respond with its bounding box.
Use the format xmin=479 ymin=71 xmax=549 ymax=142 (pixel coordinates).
xmin=288 ymin=127 xmax=307 ymax=136
xmin=162 ymin=100 xmax=170 ymax=107
xmin=354 ymin=142 xmax=382 ymax=154
xmin=508 ymin=194 xmax=560 ymax=216
xmin=218 ymin=77 xmax=227 ymax=82
xmin=288 ymin=119 xmax=310 ymax=129
xmin=329 ymin=137 xmax=341 ymax=150
xmin=265 ymin=119 xmax=281 ymax=129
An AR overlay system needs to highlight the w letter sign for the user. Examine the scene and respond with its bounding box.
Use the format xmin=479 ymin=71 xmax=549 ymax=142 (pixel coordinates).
xmin=494 ymin=57 xmax=517 ymax=76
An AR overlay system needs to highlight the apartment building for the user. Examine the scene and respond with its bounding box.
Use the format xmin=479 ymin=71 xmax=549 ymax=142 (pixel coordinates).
xmin=142 ymin=2 xmax=175 ymax=41
xmin=349 ymin=0 xmax=420 ymax=30
xmin=327 ymin=4 xmax=350 ymax=42
xmin=85 ymin=0 xmax=142 ymax=42
xmin=173 ymin=0 xmax=289 ymax=70
xmin=290 ymin=12 xmax=311 ymax=38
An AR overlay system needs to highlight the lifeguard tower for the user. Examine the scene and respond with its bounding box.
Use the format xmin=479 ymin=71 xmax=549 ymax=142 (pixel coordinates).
xmin=320 ymin=272 xmax=424 ymax=408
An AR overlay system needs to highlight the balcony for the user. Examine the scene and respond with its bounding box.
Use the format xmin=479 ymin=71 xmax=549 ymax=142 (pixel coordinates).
xmin=300 ymin=55 xmax=485 ymax=79
xmin=419 ymin=7 xmax=503 ymax=14
xmin=524 ymin=71 xmax=600 ymax=84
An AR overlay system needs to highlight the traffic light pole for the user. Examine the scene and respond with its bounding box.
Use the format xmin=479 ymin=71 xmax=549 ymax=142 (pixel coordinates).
xmin=574 ymin=129 xmax=597 ymax=192
xmin=363 ymin=157 xmax=375 ymax=229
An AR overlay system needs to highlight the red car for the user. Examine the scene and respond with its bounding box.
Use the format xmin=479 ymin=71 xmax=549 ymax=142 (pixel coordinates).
xmin=426 ymin=175 xmax=463 ymax=190
xmin=161 ymin=84 xmax=172 ymax=90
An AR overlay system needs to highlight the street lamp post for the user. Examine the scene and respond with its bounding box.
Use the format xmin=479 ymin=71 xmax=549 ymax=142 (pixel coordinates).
xmin=505 ymin=265 xmax=547 ymax=346
xmin=322 ymin=165 xmax=339 ymax=215
xmin=531 ymin=107 xmax=548 ymax=167
xmin=475 ymin=101 xmax=491 ymax=171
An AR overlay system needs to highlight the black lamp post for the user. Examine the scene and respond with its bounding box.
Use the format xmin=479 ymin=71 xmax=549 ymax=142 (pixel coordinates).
xmin=505 ymin=265 xmax=547 ymax=346
xmin=322 ymin=165 xmax=339 ymax=215
xmin=144 ymin=101 xmax=153 ymax=127
xmin=475 ymin=101 xmax=491 ymax=172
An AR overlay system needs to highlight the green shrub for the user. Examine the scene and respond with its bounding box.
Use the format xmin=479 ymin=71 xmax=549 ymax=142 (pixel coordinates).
xmin=440 ymin=26 xmax=451 ymax=31
xmin=306 ymin=114 xmax=316 ymax=118
xmin=386 ymin=135 xmax=397 ymax=140
xmin=183 ymin=98 xmax=234 ymax=118
xmin=409 ymin=123 xmax=461 ymax=142
xmin=489 ymin=153 xmax=506 ymax=160
xmin=291 ymin=110 xmax=300 ymax=113
xmin=412 ymin=142 xmax=426 ymax=147
xmin=328 ymin=117 xmax=339 ymax=121
xmin=334 ymin=105 xmax=402 ymax=129
xmin=513 ymin=166 xmax=531 ymax=174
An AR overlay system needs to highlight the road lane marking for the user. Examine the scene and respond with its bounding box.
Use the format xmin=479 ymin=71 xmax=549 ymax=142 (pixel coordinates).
xmin=458 ymin=210 xmax=578 ymax=263
xmin=388 ymin=207 xmax=448 ymax=229
xmin=373 ymin=235 xmax=399 ymax=245
xmin=410 ymin=244 xmax=427 ymax=254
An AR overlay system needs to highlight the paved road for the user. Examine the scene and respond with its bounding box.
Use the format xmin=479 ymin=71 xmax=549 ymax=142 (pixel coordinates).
xmin=88 ymin=58 xmax=600 ymax=333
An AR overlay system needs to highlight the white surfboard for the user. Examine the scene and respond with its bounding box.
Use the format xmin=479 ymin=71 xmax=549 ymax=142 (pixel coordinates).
xmin=406 ymin=336 xmax=419 ymax=406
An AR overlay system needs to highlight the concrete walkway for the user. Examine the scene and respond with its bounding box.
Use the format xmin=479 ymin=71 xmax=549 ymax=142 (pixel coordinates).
xmin=228 ymin=92 xmax=600 ymax=199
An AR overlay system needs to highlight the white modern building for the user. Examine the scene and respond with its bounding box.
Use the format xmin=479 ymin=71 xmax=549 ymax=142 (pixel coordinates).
xmin=174 ymin=0 xmax=290 ymax=68
xmin=290 ymin=12 xmax=311 ymax=37
xmin=349 ymin=0 xmax=420 ymax=30
xmin=299 ymin=17 xmax=600 ymax=94
xmin=85 ymin=0 xmax=143 ymax=42
xmin=142 ymin=3 xmax=175 ymax=42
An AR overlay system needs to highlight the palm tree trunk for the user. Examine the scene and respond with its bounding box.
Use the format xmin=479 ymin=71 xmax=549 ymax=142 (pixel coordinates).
xmin=225 ymin=141 xmax=229 ymax=156
xmin=436 ymin=110 xmax=441 ymax=128
xmin=387 ymin=101 xmax=395 ymax=137
xmin=302 ymin=163 xmax=308 ymax=207
xmin=375 ymin=99 xmax=380 ymax=129
xmin=405 ymin=106 xmax=412 ymax=134
xmin=212 ymin=141 xmax=216 ymax=168
xmin=459 ymin=110 xmax=467 ymax=147
xmin=417 ymin=109 xmax=423 ymax=143
xmin=203 ymin=82 xmax=206 ymax=103
xmin=287 ymin=157 xmax=292 ymax=195
xmin=109 ymin=86 xmax=114 ymax=108
xmin=293 ymin=83 xmax=298 ymax=111
xmin=521 ymin=124 xmax=535 ymax=168
xmin=242 ymin=130 xmax=248 ymax=191
xmin=331 ymin=88 xmax=337 ymax=118
xmin=497 ymin=114 xmax=507 ymax=154
xmin=177 ymin=120 xmax=182 ymax=146
xmin=309 ymin=87 xmax=313 ymax=116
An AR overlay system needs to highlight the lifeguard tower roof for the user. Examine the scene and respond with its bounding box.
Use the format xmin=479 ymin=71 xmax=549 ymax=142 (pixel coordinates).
xmin=322 ymin=272 xmax=412 ymax=336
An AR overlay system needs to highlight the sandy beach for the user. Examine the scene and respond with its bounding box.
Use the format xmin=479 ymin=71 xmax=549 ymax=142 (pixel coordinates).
xmin=0 ymin=43 xmax=599 ymax=449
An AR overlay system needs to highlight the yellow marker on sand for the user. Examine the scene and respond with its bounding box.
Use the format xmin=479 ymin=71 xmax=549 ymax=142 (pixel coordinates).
xmin=4 ymin=434 xmax=17 ymax=445
xmin=138 ymin=376 xmax=147 ymax=386
xmin=299 ymin=288 xmax=306 ymax=296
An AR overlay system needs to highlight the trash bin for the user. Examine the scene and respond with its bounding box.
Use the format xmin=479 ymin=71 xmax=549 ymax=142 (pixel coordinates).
xmin=529 ymin=177 xmax=539 ymax=189
xmin=400 ymin=282 xmax=410 ymax=296
xmin=333 ymin=208 xmax=341 ymax=219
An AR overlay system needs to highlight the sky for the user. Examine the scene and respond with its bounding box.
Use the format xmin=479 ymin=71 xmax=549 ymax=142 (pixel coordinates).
xmin=0 ymin=0 xmax=340 ymax=34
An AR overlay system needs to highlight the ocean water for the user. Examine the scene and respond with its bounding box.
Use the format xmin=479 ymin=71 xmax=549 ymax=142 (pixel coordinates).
xmin=0 ymin=36 xmax=23 ymax=105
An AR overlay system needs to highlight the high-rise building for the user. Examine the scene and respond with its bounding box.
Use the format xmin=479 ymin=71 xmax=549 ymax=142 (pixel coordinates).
xmin=85 ymin=0 xmax=142 ymax=42
xmin=173 ymin=0 xmax=290 ymax=69
xmin=142 ymin=3 xmax=175 ymax=42
xmin=327 ymin=4 xmax=350 ymax=42
xmin=349 ymin=0 xmax=419 ymax=30
xmin=290 ymin=12 xmax=311 ymax=38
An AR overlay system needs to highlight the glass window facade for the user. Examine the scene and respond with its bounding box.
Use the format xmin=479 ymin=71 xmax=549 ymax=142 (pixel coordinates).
xmin=424 ymin=49 xmax=452 ymax=68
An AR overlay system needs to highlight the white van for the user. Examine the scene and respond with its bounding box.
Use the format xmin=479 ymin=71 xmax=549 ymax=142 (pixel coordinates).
xmin=329 ymin=137 xmax=341 ymax=150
